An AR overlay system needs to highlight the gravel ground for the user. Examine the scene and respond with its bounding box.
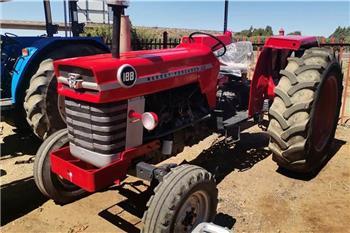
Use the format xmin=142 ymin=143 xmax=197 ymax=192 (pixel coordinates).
xmin=1 ymin=121 xmax=349 ymax=233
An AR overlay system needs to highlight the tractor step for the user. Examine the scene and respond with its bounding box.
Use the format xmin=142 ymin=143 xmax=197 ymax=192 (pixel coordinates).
xmin=215 ymin=110 xmax=249 ymax=143
xmin=0 ymin=98 xmax=14 ymax=111
xmin=223 ymin=110 xmax=249 ymax=129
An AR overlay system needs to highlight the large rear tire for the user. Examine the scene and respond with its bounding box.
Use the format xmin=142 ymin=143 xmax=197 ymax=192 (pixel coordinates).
xmin=142 ymin=165 xmax=218 ymax=233
xmin=267 ymin=48 xmax=343 ymax=173
xmin=24 ymin=59 xmax=65 ymax=139
xmin=33 ymin=129 xmax=86 ymax=204
xmin=23 ymin=44 xmax=106 ymax=140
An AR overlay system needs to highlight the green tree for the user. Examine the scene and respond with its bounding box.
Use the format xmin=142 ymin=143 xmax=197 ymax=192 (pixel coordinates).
xmin=287 ymin=31 xmax=302 ymax=35
xmin=265 ymin=26 xmax=273 ymax=36
xmin=330 ymin=26 xmax=350 ymax=42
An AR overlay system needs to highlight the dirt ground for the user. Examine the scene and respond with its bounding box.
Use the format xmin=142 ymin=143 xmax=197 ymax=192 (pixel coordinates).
xmin=1 ymin=120 xmax=349 ymax=233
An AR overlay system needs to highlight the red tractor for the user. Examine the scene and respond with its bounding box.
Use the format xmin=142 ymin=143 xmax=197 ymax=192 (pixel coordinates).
xmin=33 ymin=1 xmax=343 ymax=232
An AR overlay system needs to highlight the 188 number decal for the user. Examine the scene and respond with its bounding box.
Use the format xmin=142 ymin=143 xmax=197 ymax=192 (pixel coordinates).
xmin=117 ymin=65 xmax=137 ymax=88
xmin=122 ymin=71 xmax=135 ymax=82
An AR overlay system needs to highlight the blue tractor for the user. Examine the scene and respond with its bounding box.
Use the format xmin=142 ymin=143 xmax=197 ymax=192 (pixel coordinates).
xmin=1 ymin=0 xmax=110 ymax=140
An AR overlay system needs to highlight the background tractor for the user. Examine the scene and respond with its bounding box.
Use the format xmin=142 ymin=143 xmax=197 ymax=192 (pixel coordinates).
xmin=33 ymin=1 xmax=343 ymax=232
xmin=1 ymin=0 xmax=109 ymax=140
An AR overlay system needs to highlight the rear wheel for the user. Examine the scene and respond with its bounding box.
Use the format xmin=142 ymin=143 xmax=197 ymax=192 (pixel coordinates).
xmin=267 ymin=47 xmax=343 ymax=173
xmin=23 ymin=44 xmax=106 ymax=140
xmin=33 ymin=129 xmax=85 ymax=204
xmin=24 ymin=59 xmax=65 ymax=139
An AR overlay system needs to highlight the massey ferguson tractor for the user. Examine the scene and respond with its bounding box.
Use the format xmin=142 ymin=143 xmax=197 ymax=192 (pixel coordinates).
xmin=33 ymin=1 xmax=343 ymax=232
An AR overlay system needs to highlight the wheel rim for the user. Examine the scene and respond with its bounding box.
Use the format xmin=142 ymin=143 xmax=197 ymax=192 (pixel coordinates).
xmin=312 ymin=75 xmax=338 ymax=152
xmin=54 ymin=174 xmax=80 ymax=191
xmin=174 ymin=190 xmax=210 ymax=233
xmin=50 ymin=142 xmax=80 ymax=192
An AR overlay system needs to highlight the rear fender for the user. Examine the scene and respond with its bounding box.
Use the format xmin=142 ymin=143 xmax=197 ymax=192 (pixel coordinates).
xmin=264 ymin=36 xmax=318 ymax=50
xmin=248 ymin=48 xmax=292 ymax=117
xmin=11 ymin=47 xmax=37 ymax=103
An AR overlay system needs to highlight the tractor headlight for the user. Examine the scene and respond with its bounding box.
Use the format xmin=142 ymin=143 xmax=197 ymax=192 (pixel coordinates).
xmin=141 ymin=112 xmax=159 ymax=131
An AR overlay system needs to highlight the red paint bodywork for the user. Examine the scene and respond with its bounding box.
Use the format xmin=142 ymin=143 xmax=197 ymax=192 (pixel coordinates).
xmin=51 ymin=140 xmax=160 ymax=192
xmin=248 ymin=35 xmax=318 ymax=117
xmin=181 ymin=31 xmax=233 ymax=48
xmin=264 ymin=35 xmax=318 ymax=50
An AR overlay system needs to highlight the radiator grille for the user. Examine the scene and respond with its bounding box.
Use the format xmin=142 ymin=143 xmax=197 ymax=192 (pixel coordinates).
xmin=65 ymin=98 xmax=128 ymax=155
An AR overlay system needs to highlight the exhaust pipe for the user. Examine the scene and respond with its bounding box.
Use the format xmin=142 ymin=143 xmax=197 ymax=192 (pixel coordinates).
xmin=107 ymin=0 xmax=129 ymax=58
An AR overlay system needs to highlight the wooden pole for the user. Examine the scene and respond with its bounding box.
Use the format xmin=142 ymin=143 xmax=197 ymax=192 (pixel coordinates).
xmin=163 ymin=31 xmax=168 ymax=49
xmin=340 ymin=58 xmax=350 ymax=124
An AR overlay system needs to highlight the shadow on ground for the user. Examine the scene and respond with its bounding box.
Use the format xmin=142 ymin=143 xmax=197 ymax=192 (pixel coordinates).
xmin=1 ymin=176 xmax=47 ymax=226
xmin=185 ymin=131 xmax=271 ymax=183
xmin=0 ymin=130 xmax=41 ymax=159
xmin=99 ymin=181 xmax=150 ymax=233
xmin=99 ymin=181 xmax=236 ymax=233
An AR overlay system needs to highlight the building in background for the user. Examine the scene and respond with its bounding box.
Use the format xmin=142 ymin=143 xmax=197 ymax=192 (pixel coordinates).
xmin=77 ymin=0 xmax=111 ymax=24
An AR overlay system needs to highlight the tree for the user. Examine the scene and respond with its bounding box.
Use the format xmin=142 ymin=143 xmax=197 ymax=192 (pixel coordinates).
xmin=287 ymin=31 xmax=302 ymax=35
xmin=265 ymin=26 xmax=273 ymax=36
xmin=235 ymin=25 xmax=274 ymax=37
xmin=330 ymin=26 xmax=350 ymax=42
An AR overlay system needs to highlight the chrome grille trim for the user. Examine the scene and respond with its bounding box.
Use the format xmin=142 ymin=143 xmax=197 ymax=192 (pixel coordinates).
xmin=65 ymin=99 xmax=128 ymax=114
xmin=65 ymin=98 xmax=127 ymax=155
xmin=58 ymin=76 xmax=100 ymax=91
xmin=65 ymin=108 xmax=127 ymax=123
xmin=66 ymin=117 xmax=127 ymax=133
xmin=67 ymin=125 xmax=126 ymax=141
xmin=67 ymin=135 xmax=125 ymax=151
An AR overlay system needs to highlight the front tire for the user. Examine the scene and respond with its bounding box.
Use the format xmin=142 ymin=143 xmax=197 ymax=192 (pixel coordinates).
xmin=142 ymin=165 xmax=218 ymax=233
xmin=267 ymin=47 xmax=343 ymax=173
xmin=33 ymin=129 xmax=86 ymax=204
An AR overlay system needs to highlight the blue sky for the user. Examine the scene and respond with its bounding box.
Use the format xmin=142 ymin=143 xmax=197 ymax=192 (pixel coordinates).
xmin=1 ymin=1 xmax=349 ymax=37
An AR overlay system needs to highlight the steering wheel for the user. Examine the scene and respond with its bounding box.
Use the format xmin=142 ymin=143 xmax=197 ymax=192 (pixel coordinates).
xmin=188 ymin=31 xmax=227 ymax=57
xmin=1 ymin=32 xmax=22 ymax=72
xmin=5 ymin=32 xmax=18 ymax=37
xmin=3 ymin=32 xmax=21 ymax=48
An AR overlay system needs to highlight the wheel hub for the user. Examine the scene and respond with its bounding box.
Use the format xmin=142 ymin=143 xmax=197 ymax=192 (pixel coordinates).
xmin=175 ymin=190 xmax=210 ymax=233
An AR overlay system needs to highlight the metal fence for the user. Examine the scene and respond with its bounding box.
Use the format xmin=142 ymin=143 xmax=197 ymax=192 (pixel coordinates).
xmin=131 ymin=32 xmax=350 ymax=51
xmin=132 ymin=38 xmax=181 ymax=50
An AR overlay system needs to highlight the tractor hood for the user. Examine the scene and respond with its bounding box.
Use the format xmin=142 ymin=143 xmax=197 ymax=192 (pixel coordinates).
xmin=54 ymin=45 xmax=220 ymax=103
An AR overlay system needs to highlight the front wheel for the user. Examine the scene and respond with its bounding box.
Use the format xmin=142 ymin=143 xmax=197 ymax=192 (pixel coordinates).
xmin=267 ymin=47 xmax=343 ymax=173
xmin=142 ymin=164 xmax=218 ymax=233
xmin=33 ymin=129 xmax=86 ymax=204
